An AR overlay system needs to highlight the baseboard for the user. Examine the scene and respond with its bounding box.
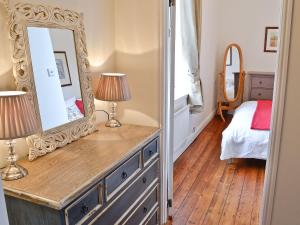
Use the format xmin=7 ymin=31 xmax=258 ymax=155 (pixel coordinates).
xmin=173 ymin=110 xmax=216 ymax=162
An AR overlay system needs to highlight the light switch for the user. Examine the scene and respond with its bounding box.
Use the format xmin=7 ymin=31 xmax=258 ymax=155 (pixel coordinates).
xmin=47 ymin=68 xmax=55 ymax=77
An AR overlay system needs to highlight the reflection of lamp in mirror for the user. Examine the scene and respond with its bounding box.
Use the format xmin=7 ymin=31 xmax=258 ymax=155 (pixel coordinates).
xmin=0 ymin=91 xmax=39 ymax=180
xmin=95 ymin=73 xmax=131 ymax=128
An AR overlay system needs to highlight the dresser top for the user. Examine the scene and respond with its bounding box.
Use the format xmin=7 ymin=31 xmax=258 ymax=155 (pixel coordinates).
xmin=3 ymin=124 xmax=160 ymax=210
xmin=247 ymin=71 xmax=275 ymax=76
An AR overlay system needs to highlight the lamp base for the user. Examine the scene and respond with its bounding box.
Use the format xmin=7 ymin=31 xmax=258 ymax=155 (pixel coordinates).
xmin=1 ymin=164 xmax=28 ymax=181
xmin=105 ymin=119 xmax=122 ymax=128
xmin=1 ymin=140 xmax=28 ymax=181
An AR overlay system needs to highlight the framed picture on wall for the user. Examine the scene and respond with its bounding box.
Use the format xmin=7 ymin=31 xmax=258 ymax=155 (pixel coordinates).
xmin=264 ymin=27 xmax=279 ymax=53
xmin=54 ymin=51 xmax=72 ymax=87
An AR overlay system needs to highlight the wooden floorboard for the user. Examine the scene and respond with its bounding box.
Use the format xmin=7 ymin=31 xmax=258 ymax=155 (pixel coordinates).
xmin=168 ymin=116 xmax=266 ymax=225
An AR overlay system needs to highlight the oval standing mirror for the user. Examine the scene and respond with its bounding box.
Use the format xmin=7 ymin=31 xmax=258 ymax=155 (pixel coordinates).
xmin=223 ymin=44 xmax=243 ymax=101
xmin=217 ymin=43 xmax=245 ymax=122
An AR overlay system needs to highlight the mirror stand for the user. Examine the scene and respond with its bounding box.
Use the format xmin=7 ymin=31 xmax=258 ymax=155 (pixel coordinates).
xmin=217 ymin=71 xmax=246 ymax=122
xmin=217 ymin=43 xmax=246 ymax=122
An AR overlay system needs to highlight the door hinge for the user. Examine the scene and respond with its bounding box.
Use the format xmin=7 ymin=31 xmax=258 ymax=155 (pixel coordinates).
xmin=168 ymin=199 xmax=173 ymax=207
xmin=169 ymin=0 xmax=175 ymax=7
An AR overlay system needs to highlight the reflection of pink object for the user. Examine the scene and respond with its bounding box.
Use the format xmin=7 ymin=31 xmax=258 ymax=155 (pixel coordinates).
xmin=251 ymin=100 xmax=272 ymax=130
xmin=75 ymin=100 xmax=84 ymax=114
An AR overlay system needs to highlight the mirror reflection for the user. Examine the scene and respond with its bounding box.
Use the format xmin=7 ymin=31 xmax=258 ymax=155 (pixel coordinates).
xmin=225 ymin=46 xmax=240 ymax=100
xmin=27 ymin=27 xmax=84 ymax=131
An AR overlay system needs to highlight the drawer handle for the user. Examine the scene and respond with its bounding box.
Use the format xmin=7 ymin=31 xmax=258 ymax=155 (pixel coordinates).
xmin=143 ymin=207 xmax=148 ymax=214
xmin=142 ymin=177 xmax=147 ymax=184
xmin=148 ymin=150 xmax=153 ymax=156
xmin=259 ymin=81 xmax=263 ymax=84
xmin=121 ymin=171 xmax=128 ymax=180
xmin=81 ymin=204 xmax=89 ymax=215
xmin=258 ymin=93 xmax=262 ymax=96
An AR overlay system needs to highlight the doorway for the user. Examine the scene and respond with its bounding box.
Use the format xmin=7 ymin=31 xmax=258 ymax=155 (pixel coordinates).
xmin=163 ymin=0 xmax=288 ymax=223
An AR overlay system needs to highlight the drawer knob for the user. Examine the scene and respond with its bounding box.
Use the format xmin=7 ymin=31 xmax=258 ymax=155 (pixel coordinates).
xmin=258 ymin=93 xmax=262 ymax=96
xmin=121 ymin=171 xmax=128 ymax=180
xmin=143 ymin=207 xmax=148 ymax=214
xmin=81 ymin=204 xmax=89 ymax=214
xmin=142 ymin=177 xmax=147 ymax=184
xmin=259 ymin=81 xmax=263 ymax=84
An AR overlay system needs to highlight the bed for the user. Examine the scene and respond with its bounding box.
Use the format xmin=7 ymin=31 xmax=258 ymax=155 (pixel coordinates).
xmin=220 ymin=101 xmax=270 ymax=160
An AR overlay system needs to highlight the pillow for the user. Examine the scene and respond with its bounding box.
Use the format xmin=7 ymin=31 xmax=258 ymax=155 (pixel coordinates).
xmin=75 ymin=99 xmax=84 ymax=114
xmin=65 ymin=97 xmax=76 ymax=108
xmin=67 ymin=104 xmax=83 ymax=121
xmin=65 ymin=97 xmax=83 ymax=121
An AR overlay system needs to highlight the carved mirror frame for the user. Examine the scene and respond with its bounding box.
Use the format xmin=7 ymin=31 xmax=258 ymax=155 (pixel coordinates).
xmin=9 ymin=2 xmax=97 ymax=160
xmin=217 ymin=43 xmax=246 ymax=122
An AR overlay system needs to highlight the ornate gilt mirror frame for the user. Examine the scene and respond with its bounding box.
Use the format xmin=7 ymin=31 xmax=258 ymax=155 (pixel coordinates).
xmin=217 ymin=43 xmax=246 ymax=122
xmin=8 ymin=2 xmax=97 ymax=160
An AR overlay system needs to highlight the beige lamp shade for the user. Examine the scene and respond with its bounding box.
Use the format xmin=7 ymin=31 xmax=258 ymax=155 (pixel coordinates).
xmin=0 ymin=91 xmax=39 ymax=140
xmin=95 ymin=73 xmax=131 ymax=102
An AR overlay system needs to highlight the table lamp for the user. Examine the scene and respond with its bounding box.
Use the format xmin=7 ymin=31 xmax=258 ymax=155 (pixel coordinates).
xmin=0 ymin=91 xmax=39 ymax=181
xmin=95 ymin=73 xmax=131 ymax=128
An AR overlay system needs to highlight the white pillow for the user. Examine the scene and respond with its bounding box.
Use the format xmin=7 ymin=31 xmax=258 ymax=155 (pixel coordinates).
xmin=65 ymin=97 xmax=83 ymax=121
xmin=65 ymin=97 xmax=77 ymax=107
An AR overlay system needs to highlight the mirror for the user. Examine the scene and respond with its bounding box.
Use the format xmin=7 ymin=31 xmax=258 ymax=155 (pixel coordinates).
xmin=217 ymin=43 xmax=245 ymax=122
xmin=225 ymin=46 xmax=241 ymax=100
xmin=10 ymin=3 xmax=97 ymax=160
xmin=27 ymin=27 xmax=85 ymax=131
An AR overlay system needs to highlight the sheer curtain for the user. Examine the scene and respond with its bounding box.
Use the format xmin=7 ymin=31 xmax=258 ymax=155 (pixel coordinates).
xmin=177 ymin=0 xmax=203 ymax=112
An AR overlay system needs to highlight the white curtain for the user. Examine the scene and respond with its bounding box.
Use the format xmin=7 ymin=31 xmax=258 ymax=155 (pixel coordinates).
xmin=179 ymin=0 xmax=203 ymax=112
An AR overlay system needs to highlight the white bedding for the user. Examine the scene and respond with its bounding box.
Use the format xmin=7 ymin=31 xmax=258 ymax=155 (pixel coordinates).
xmin=220 ymin=101 xmax=269 ymax=160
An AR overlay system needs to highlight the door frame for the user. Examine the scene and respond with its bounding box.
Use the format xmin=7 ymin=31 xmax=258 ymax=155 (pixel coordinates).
xmin=161 ymin=0 xmax=294 ymax=224
xmin=160 ymin=0 xmax=175 ymax=223
xmin=261 ymin=0 xmax=294 ymax=224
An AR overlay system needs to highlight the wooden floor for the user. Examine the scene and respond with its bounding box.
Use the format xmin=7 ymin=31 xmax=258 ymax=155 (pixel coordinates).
xmin=168 ymin=117 xmax=266 ymax=225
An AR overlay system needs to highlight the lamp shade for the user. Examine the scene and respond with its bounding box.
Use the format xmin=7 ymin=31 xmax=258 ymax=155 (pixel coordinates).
xmin=0 ymin=91 xmax=39 ymax=140
xmin=95 ymin=73 xmax=131 ymax=102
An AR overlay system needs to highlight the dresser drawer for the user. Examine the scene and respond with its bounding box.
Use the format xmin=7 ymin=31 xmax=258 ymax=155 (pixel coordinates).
xmin=250 ymin=88 xmax=273 ymax=100
xmin=65 ymin=184 xmax=103 ymax=225
xmin=143 ymin=138 xmax=159 ymax=166
xmin=105 ymin=151 xmax=141 ymax=200
xmin=90 ymin=160 xmax=159 ymax=225
xmin=123 ymin=186 xmax=159 ymax=225
xmin=251 ymin=76 xmax=274 ymax=89
xmin=145 ymin=209 xmax=159 ymax=225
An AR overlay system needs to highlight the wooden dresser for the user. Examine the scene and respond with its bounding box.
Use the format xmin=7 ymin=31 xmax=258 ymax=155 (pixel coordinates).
xmin=3 ymin=124 xmax=161 ymax=225
xmin=248 ymin=71 xmax=275 ymax=100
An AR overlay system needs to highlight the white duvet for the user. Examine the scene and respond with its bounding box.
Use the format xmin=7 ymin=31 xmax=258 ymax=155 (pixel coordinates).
xmin=220 ymin=101 xmax=269 ymax=160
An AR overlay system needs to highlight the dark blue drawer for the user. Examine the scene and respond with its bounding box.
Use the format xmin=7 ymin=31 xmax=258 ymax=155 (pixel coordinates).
xmin=145 ymin=209 xmax=159 ymax=225
xmin=105 ymin=151 xmax=141 ymax=201
xmin=90 ymin=160 xmax=159 ymax=225
xmin=65 ymin=184 xmax=103 ymax=225
xmin=124 ymin=186 xmax=159 ymax=225
xmin=143 ymin=138 xmax=159 ymax=166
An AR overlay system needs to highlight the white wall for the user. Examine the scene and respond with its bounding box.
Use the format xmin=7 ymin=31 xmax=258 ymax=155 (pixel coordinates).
xmin=189 ymin=0 xmax=220 ymax=133
xmin=114 ymin=0 xmax=161 ymax=127
xmin=0 ymin=0 xmax=161 ymax=166
xmin=28 ymin=27 xmax=69 ymax=131
xmin=270 ymin=1 xmax=300 ymax=224
xmin=218 ymin=0 xmax=281 ymax=72
xmin=49 ymin=28 xmax=82 ymax=100
xmin=190 ymin=0 xmax=281 ymax=133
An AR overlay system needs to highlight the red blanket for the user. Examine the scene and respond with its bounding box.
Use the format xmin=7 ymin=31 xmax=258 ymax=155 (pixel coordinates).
xmin=251 ymin=100 xmax=272 ymax=130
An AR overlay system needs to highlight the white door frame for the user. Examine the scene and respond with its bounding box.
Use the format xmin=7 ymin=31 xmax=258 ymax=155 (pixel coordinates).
xmin=160 ymin=0 xmax=175 ymax=223
xmin=261 ymin=0 xmax=294 ymax=224
xmin=161 ymin=0 xmax=294 ymax=225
